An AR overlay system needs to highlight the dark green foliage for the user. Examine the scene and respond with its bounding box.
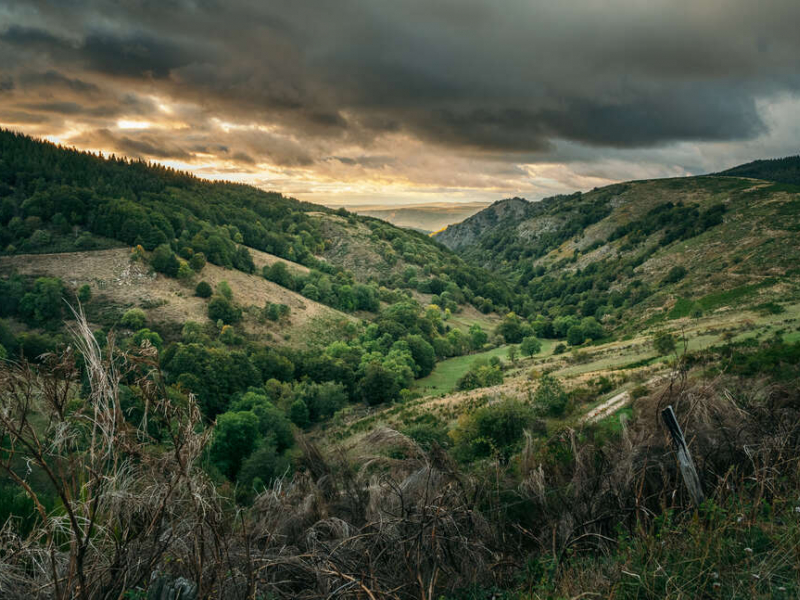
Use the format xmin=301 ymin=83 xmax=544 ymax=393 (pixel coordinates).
xmin=401 ymin=417 xmax=451 ymax=450
xmin=698 ymin=339 xmax=800 ymax=381
xmin=131 ymin=328 xmax=163 ymax=350
xmin=194 ymin=281 xmax=212 ymax=298
xmin=229 ymin=391 xmax=294 ymax=451
xmin=77 ymin=284 xmax=92 ymax=303
xmin=495 ymin=313 xmax=531 ymax=344
xmin=209 ymin=411 xmax=261 ymax=480
xmin=520 ymin=336 xmax=542 ymax=357
xmin=469 ymin=324 xmax=488 ymax=349
xmin=18 ymin=277 xmax=64 ymax=324
xmin=121 ymin=308 xmax=147 ymax=330
xmin=405 ymin=335 xmax=436 ymax=377
xmin=151 ymin=244 xmax=180 ymax=277
xmin=567 ymin=325 xmax=585 ymax=346
xmin=359 ymin=362 xmax=400 ymax=405
xmin=289 ymin=399 xmax=310 ymax=428
xmin=265 ymin=303 xmax=290 ymax=321
xmin=216 ymin=281 xmax=233 ymax=300
xmin=188 ymin=252 xmax=206 ymax=272
xmin=451 ymin=398 xmax=539 ymax=462
xmin=237 ymin=441 xmax=291 ymax=491
xmin=208 ymin=295 xmax=242 ymax=324
xmin=717 ymin=155 xmax=800 ymax=184
xmin=662 ymin=265 xmax=687 ymax=284
xmin=165 ymin=343 xmax=261 ymax=417
xmin=0 ymin=130 xmax=328 ymax=271
xmin=609 ymin=201 xmax=726 ymax=246
xmin=653 ymin=331 xmax=676 ymax=355
xmin=456 ymin=360 xmax=504 ymax=391
xmin=533 ymin=373 xmax=568 ymax=417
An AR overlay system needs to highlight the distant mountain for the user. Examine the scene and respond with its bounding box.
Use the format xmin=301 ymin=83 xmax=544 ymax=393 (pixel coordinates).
xmin=716 ymin=155 xmax=800 ymax=184
xmin=350 ymin=202 xmax=490 ymax=233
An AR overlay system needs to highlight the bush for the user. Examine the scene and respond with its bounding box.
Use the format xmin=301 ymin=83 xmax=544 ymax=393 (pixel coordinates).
xmin=663 ymin=265 xmax=687 ymax=284
xmin=451 ymin=398 xmax=537 ymax=462
xmin=653 ymin=331 xmax=677 ymax=355
xmin=567 ymin=325 xmax=585 ymax=346
xmin=533 ymin=373 xmax=568 ymax=417
xmin=208 ymin=295 xmax=241 ymax=324
xmin=151 ymin=244 xmax=180 ymax=277
xmin=131 ymin=328 xmax=163 ymax=350
xmin=216 ymin=280 xmax=233 ymax=300
xmin=289 ymin=399 xmax=310 ymax=428
xmin=405 ymin=334 xmax=436 ymax=377
xmin=77 ymin=284 xmax=92 ymax=303
xmin=189 ymin=252 xmax=206 ymax=272
xmin=456 ymin=361 xmax=504 ymax=391
xmin=195 ymin=281 xmax=212 ymax=298
xmin=121 ymin=308 xmax=147 ymax=330
xmin=18 ymin=277 xmax=64 ymax=324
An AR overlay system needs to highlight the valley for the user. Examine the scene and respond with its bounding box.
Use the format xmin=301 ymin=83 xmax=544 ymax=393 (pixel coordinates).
xmin=1 ymin=131 xmax=799 ymax=599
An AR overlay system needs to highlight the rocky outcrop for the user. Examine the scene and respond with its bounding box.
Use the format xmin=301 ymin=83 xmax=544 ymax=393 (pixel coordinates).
xmin=433 ymin=197 xmax=530 ymax=251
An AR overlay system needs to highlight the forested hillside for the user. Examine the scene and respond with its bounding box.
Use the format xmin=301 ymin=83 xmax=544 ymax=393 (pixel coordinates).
xmin=717 ymin=155 xmax=800 ymax=184
xmin=0 ymin=129 xmax=515 ymax=313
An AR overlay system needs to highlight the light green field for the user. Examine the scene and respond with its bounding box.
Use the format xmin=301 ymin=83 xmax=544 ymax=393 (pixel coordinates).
xmin=413 ymin=345 xmax=514 ymax=395
xmin=414 ymin=339 xmax=556 ymax=395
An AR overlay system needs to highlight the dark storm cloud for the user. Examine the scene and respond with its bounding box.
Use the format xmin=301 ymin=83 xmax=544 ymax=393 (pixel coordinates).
xmin=1 ymin=0 xmax=800 ymax=166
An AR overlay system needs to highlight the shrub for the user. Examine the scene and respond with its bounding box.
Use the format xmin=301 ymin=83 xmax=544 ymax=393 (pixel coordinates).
xmin=216 ymin=280 xmax=233 ymax=300
xmin=131 ymin=328 xmax=163 ymax=350
xmin=663 ymin=265 xmax=688 ymax=284
xmin=533 ymin=373 xmax=568 ymax=417
xmin=567 ymin=325 xmax=585 ymax=346
xmin=208 ymin=295 xmax=242 ymax=324
xmin=177 ymin=262 xmax=194 ymax=281
xmin=189 ymin=252 xmax=206 ymax=272
xmin=195 ymin=281 xmax=212 ymax=298
xmin=289 ymin=399 xmax=310 ymax=428
xmin=121 ymin=308 xmax=147 ymax=330
xmin=151 ymin=244 xmax=180 ymax=277
xmin=456 ymin=361 xmax=503 ymax=391
xmin=451 ymin=398 xmax=537 ymax=462
xmin=77 ymin=284 xmax=92 ymax=303
xmin=653 ymin=331 xmax=677 ymax=355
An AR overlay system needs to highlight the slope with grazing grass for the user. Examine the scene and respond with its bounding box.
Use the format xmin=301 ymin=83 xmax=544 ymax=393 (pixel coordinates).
xmin=0 ymin=248 xmax=352 ymax=347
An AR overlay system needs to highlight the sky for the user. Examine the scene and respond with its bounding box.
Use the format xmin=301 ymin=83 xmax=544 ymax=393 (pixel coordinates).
xmin=1 ymin=0 xmax=799 ymax=207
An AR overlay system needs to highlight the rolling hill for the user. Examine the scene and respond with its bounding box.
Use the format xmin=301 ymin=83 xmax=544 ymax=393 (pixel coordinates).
xmin=434 ymin=172 xmax=800 ymax=332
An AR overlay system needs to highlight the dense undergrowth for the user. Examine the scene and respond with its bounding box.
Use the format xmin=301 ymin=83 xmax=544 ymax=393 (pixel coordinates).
xmin=1 ymin=314 xmax=798 ymax=599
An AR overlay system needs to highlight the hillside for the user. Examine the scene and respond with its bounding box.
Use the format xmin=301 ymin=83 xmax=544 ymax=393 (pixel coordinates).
xmin=2 ymin=135 xmax=800 ymax=599
xmin=0 ymin=129 xmax=514 ymax=313
xmin=0 ymin=248 xmax=349 ymax=347
xmin=434 ymin=174 xmax=800 ymax=332
xmin=716 ymin=155 xmax=800 ymax=184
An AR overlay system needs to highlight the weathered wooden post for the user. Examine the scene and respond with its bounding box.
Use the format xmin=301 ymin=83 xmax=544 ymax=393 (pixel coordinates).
xmin=661 ymin=405 xmax=705 ymax=507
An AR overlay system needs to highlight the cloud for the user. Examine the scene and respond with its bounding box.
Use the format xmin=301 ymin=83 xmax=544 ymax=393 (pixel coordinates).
xmin=1 ymin=0 xmax=800 ymax=203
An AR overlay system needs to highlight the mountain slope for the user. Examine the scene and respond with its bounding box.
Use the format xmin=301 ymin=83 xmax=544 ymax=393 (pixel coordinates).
xmin=716 ymin=155 xmax=800 ymax=184
xmin=434 ymin=172 xmax=800 ymax=331
xmin=0 ymin=129 xmax=515 ymax=312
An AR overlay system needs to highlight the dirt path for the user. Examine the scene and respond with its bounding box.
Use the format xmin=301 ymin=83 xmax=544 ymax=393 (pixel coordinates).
xmin=582 ymin=373 xmax=670 ymax=424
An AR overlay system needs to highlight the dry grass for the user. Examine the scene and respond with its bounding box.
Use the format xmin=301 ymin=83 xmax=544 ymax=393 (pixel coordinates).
xmin=0 ymin=248 xmax=352 ymax=346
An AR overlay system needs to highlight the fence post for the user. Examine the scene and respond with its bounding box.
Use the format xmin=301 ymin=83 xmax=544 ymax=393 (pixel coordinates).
xmin=661 ymin=405 xmax=704 ymax=507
